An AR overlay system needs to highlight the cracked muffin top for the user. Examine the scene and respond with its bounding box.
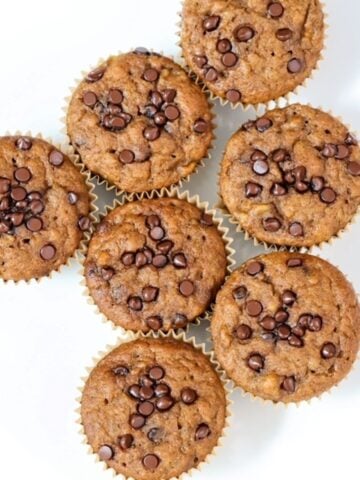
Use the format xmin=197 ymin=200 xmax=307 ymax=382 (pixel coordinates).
xmin=66 ymin=50 xmax=213 ymax=193
xmin=211 ymin=252 xmax=360 ymax=403
xmin=0 ymin=136 xmax=91 ymax=281
xmin=81 ymin=337 xmax=227 ymax=480
xmin=181 ymin=0 xmax=325 ymax=105
xmin=220 ymin=104 xmax=360 ymax=248
xmin=84 ymin=197 xmax=228 ymax=332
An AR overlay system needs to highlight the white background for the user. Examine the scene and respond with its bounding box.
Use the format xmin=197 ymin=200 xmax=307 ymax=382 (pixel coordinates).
xmin=0 ymin=1 xmax=359 ymax=479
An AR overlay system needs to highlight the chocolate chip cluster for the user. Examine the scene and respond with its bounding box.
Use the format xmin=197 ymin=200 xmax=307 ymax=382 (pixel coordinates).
xmin=97 ymin=363 xmax=208 ymax=472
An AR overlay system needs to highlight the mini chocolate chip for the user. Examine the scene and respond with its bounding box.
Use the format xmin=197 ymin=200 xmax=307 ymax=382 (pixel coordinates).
xmin=157 ymin=240 xmax=174 ymax=254
xmin=281 ymin=376 xmax=296 ymax=393
xmin=152 ymin=254 xmax=168 ymax=268
xmin=345 ymin=133 xmax=358 ymax=145
xmin=292 ymin=325 xmax=305 ymax=338
xmin=83 ymin=91 xmax=97 ymax=107
xmin=121 ymin=252 xmax=135 ymax=266
xmin=146 ymin=214 xmax=160 ymax=229
xmin=155 ymin=383 xmax=170 ymax=397
xmin=310 ymin=176 xmax=325 ymax=192
xmin=118 ymin=434 xmax=133 ymax=450
xmin=282 ymin=290 xmax=297 ymax=306
xmin=147 ymin=428 xmax=163 ymax=443
xmin=49 ymin=150 xmax=64 ymax=167
xmin=235 ymin=25 xmax=255 ymax=42
xmin=256 ymin=117 xmax=273 ymax=132
xmin=284 ymin=172 xmax=295 ymax=185
xmin=195 ymin=423 xmax=211 ymax=440
xmin=277 ymin=324 xmax=291 ymax=340
xmin=128 ymin=296 xmax=143 ymax=311
xmin=348 ymin=161 xmax=360 ymax=176
xmin=246 ymin=300 xmax=263 ymax=317
xmin=128 ymin=384 xmax=141 ymax=399
xmin=289 ymin=222 xmax=304 ymax=237
xmin=0 ymin=197 xmax=10 ymax=210
xmin=40 ymin=244 xmax=56 ymax=260
xmin=113 ymin=365 xmax=129 ymax=376
xmin=268 ymin=2 xmax=284 ymax=18
xmin=226 ymin=89 xmax=242 ymax=103
xmin=295 ymin=181 xmax=308 ymax=193
xmin=193 ymin=119 xmax=209 ymax=133
xmin=98 ymin=445 xmax=114 ymax=461
xmin=149 ymin=366 xmax=165 ymax=381
xmin=134 ymin=47 xmax=150 ymax=55
xmin=0 ymin=221 xmax=9 ymax=233
xmin=10 ymin=212 xmax=24 ymax=227
xmin=200 ymin=212 xmax=213 ymax=226
xmin=203 ymin=15 xmax=220 ymax=31
xmin=119 ymin=149 xmax=135 ymax=164
xmin=154 ymin=112 xmax=167 ymax=126
xmin=246 ymin=261 xmax=263 ymax=276
xmin=143 ymin=454 xmax=160 ymax=470
xmin=26 ymin=217 xmax=43 ymax=232
xmin=222 ymin=52 xmax=238 ymax=67
xmin=143 ymin=68 xmax=159 ymax=82
xmin=16 ymin=137 xmax=32 ymax=150
xmin=0 ymin=178 xmax=10 ymax=193
xmin=142 ymin=286 xmax=159 ymax=302
xmin=181 ymin=388 xmax=198 ymax=405
xmin=164 ymin=104 xmax=180 ymax=121
xmin=271 ymin=183 xmax=287 ymax=196
xmin=298 ymin=314 xmax=312 ymax=329
xmin=320 ymin=187 xmax=337 ymax=204
xmin=235 ymin=324 xmax=253 ymax=340
xmin=233 ymin=286 xmax=248 ymax=300
xmin=137 ymin=401 xmax=155 ymax=417
xmin=86 ymin=66 xmax=105 ymax=82
xmin=163 ymin=89 xmax=177 ymax=103
xmin=78 ymin=216 xmax=90 ymax=231
xmin=129 ymin=413 xmax=146 ymax=429
xmin=173 ymin=313 xmax=188 ymax=329
xmin=288 ymin=334 xmax=304 ymax=348
xmin=107 ymin=104 xmax=122 ymax=116
xmin=14 ymin=167 xmax=32 ymax=183
xmin=172 ymin=253 xmax=187 ymax=268
xmin=156 ymin=396 xmax=174 ymax=411
xmin=143 ymin=126 xmax=160 ymax=141
xmin=335 ymin=144 xmax=350 ymax=159
xmin=67 ymin=192 xmax=78 ymax=205
xmin=260 ymin=316 xmax=276 ymax=331
xmin=146 ymin=316 xmax=163 ymax=330
xmin=139 ymin=386 xmax=154 ymax=400
xmin=321 ymin=342 xmax=336 ymax=359
xmin=247 ymin=353 xmax=264 ymax=372
xmin=217 ymin=38 xmax=232 ymax=53
xmin=287 ymin=258 xmax=303 ymax=267
xmin=194 ymin=55 xmax=208 ymax=68
xmin=179 ymin=279 xmax=194 ymax=296
xmin=205 ymin=67 xmax=218 ymax=82
xmin=275 ymin=310 xmax=289 ymax=323
xmin=263 ymin=217 xmax=282 ymax=232
xmin=321 ymin=143 xmax=337 ymax=157
xmin=245 ymin=182 xmax=262 ymax=198
xmin=11 ymin=186 xmax=27 ymax=201
xmin=261 ymin=332 xmax=277 ymax=342
xmin=150 ymin=90 xmax=163 ymax=107
xmin=143 ymin=247 xmax=154 ymax=263
xmin=308 ymin=315 xmax=323 ymax=332
xmin=143 ymin=104 xmax=157 ymax=118
xmin=276 ymin=28 xmax=293 ymax=41
xmin=287 ymin=58 xmax=303 ymax=73
xmin=253 ymin=159 xmax=269 ymax=175
xmin=251 ymin=149 xmax=267 ymax=162
xmin=150 ymin=226 xmax=165 ymax=240
xmin=108 ymin=89 xmax=123 ymax=105
xmin=293 ymin=166 xmax=306 ymax=181
xmin=27 ymin=191 xmax=42 ymax=201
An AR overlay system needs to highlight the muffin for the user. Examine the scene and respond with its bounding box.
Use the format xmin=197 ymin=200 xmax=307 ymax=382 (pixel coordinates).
xmin=80 ymin=337 xmax=227 ymax=480
xmin=66 ymin=49 xmax=213 ymax=194
xmin=211 ymin=252 xmax=360 ymax=403
xmin=84 ymin=196 xmax=228 ymax=332
xmin=220 ymin=104 xmax=360 ymax=248
xmin=0 ymin=135 xmax=92 ymax=281
xmin=181 ymin=0 xmax=325 ymax=105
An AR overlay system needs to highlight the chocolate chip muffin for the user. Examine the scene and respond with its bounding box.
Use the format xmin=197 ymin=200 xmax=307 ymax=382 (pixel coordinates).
xmin=211 ymin=252 xmax=360 ymax=403
xmin=66 ymin=49 xmax=213 ymax=194
xmin=181 ymin=0 xmax=325 ymax=105
xmin=84 ymin=196 xmax=228 ymax=332
xmin=220 ymin=104 xmax=360 ymax=248
xmin=0 ymin=136 xmax=92 ymax=281
xmin=81 ymin=337 xmax=227 ymax=480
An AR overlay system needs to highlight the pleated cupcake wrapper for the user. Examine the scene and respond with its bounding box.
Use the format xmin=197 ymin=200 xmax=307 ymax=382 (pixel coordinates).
xmin=79 ymin=187 xmax=236 ymax=335
xmin=216 ymin=101 xmax=360 ymax=254
xmin=202 ymin=251 xmax=360 ymax=408
xmin=75 ymin=329 xmax=233 ymax=480
xmin=0 ymin=131 xmax=98 ymax=286
xmin=176 ymin=0 xmax=328 ymax=112
xmin=61 ymin=48 xmax=217 ymax=201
